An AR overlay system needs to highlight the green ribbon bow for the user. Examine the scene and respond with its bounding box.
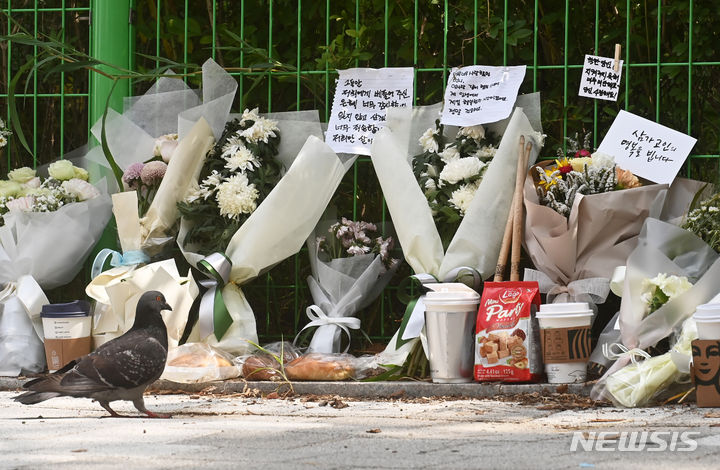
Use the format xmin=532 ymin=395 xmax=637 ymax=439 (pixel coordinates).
xmin=197 ymin=252 xmax=233 ymax=340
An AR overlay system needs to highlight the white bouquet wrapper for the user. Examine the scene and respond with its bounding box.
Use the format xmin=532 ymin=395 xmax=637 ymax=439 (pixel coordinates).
xmin=0 ymin=181 xmax=112 ymax=375
xmin=369 ymin=94 xmax=543 ymax=366
xmin=591 ymin=218 xmax=720 ymax=404
xmin=85 ymin=58 xmax=236 ymax=191
xmin=179 ymin=130 xmax=354 ymax=356
xmin=298 ymin=222 xmax=400 ymax=354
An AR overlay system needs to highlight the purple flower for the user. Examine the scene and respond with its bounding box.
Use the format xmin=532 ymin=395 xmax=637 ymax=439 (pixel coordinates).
xmin=122 ymin=162 xmax=145 ymax=189
xmin=140 ymin=161 xmax=167 ymax=186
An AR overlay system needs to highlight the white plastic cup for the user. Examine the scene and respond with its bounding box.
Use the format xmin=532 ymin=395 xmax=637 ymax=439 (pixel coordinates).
xmin=536 ymin=302 xmax=593 ymax=384
xmin=423 ymin=283 xmax=480 ymax=384
xmin=693 ymin=304 xmax=720 ymax=340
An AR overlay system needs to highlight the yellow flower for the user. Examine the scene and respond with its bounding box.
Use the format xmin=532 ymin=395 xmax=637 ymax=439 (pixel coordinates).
xmin=570 ymin=157 xmax=592 ymax=172
xmin=538 ymin=168 xmax=559 ymax=190
xmin=554 ymin=157 xmax=573 ymax=175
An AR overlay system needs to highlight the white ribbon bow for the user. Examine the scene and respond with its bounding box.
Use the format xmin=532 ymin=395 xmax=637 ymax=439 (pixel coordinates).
xmin=603 ymin=342 xmax=651 ymax=365
xmin=523 ymin=268 xmax=611 ymax=308
xmin=295 ymin=304 xmax=361 ymax=353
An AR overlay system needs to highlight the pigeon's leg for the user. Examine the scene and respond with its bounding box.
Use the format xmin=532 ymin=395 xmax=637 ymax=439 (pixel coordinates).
xmin=133 ymin=396 xmax=172 ymax=419
xmin=98 ymin=401 xmax=129 ymax=418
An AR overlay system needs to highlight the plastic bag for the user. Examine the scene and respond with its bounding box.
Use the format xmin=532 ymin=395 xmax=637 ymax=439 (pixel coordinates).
xmin=162 ymin=343 xmax=240 ymax=383
xmin=237 ymin=341 xmax=302 ymax=381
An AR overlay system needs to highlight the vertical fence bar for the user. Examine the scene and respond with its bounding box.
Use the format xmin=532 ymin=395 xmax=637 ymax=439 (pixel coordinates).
xmin=625 ymin=0 xmax=630 ymax=110
xmin=267 ymin=0 xmax=273 ymax=111
xmin=562 ymin=0 xmax=568 ymax=147
xmin=32 ymin=2 xmax=37 ymax=164
xmin=593 ymin=0 xmax=599 ymax=148
xmin=533 ymin=0 xmax=538 ymax=91
xmin=655 ymin=0 xmax=661 ymax=121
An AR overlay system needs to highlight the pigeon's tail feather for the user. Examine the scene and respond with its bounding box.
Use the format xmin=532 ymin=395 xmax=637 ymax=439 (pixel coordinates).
xmin=22 ymin=374 xmax=64 ymax=393
xmin=14 ymin=391 xmax=61 ymax=405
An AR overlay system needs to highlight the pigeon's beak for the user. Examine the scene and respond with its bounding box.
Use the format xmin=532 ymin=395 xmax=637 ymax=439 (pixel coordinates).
xmin=161 ymin=302 xmax=172 ymax=312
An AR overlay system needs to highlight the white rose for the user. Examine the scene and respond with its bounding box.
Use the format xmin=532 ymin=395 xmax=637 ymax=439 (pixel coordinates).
xmin=61 ymin=178 xmax=100 ymax=201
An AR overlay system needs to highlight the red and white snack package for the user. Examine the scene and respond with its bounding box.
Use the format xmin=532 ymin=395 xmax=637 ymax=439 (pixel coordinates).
xmin=474 ymin=281 xmax=542 ymax=382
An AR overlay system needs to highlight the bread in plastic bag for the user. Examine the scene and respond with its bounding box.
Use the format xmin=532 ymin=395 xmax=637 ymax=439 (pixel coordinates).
xmin=162 ymin=343 xmax=240 ymax=383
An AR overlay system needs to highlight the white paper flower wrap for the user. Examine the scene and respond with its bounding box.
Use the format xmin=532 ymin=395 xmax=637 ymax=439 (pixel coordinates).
xmin=369 ymin=94 xmax=543 ymax=366
xmin=179 ymin=115 xmax=355 ymax=356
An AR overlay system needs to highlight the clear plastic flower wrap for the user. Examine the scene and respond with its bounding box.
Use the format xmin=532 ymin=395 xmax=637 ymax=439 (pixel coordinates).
xmin=590 ymin=218 xmax=720 ymax=405
xmin=296 ymin=216 xmax=400 ymax=354
xmin=162 ymin=343 xmax=240 ymax=383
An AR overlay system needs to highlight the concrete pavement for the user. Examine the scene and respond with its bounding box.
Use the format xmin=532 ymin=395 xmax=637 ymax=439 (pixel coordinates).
xmin=1 ymin=389 xmax=719 ymax=469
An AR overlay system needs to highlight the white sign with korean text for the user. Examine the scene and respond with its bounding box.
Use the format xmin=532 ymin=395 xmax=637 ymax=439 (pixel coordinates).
xmin=578 ymin=54 xmax=623 ymax=101
xmin=597 ymin=110 xmax=697 ymax=185
xmin=440 ymin=65 xmax=526 ymax=126
xmin=326 ymin=67 xmax=413 ymax=155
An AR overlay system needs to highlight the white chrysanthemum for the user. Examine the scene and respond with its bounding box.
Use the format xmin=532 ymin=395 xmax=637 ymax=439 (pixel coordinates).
xmin=61 ymin=178 xmax=100 ymax=201
xmin=216 ymin=173 xmax=259 ymax=218
xmin=425 ymin=164 xmax=439 ymax=178
xmin=440 ymin=146 xmax=460 ymax=163
xmin=424 ymin=178 xmax=437 ymax=191
xmin=641 ymin=273 xmax=693 ymax=308
xmin=221 ymin=135 xmax=246 ymax=159
xmin=202 ymin=170 xmax=223 ymax=188
xmin=0 ymin=136 xmax=6 ymax=148
xmin=240 ymin=116 xmax=279 ymax=144
xmin=439 ymin=157 xmax=485 ymax=185
xmin=224 ymin=146 xmax=260 ymax=172
xmin=240 ymin=107 xmax=261 ymax=124
xmin=419 ymin=127 xmax=439 ymax=153
xmin=590 ymin=152 xmax=615 ymax=169
xmin=474 ymin=145 xmax=497 ymax=159
xmin=448 ymin=183 xmax=479 ymax=216
xmin=458 ymin=124 xmax=485 ymax=140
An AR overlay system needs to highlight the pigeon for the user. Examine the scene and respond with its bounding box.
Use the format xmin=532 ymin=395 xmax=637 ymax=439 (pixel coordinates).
xmin=15 ymin=290 xmax=172 ymax=418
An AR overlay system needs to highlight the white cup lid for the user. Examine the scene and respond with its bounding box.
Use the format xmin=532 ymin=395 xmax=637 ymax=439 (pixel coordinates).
xmin=423 ymin=283 xmax=480 ymax=306
xmin=539 ymin=302 xmax=591 ymax=314
xmin=536 ymin=311 xmax=593 ymax=320
xmin=693 ymin=303 xmax=720 ymax=322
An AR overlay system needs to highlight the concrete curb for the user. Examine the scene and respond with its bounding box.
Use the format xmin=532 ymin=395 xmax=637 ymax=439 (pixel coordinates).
xmin=1 ymin=376 xmax=592 ymax=399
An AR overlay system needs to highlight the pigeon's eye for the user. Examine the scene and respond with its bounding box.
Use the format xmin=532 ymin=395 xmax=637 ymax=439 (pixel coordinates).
xmin=156 ymin=296 xmax=162 ymax=302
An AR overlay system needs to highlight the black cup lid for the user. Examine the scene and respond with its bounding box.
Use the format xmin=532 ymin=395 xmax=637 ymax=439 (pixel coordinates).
xmin=41 ymin=300 xmax=91 ymax=318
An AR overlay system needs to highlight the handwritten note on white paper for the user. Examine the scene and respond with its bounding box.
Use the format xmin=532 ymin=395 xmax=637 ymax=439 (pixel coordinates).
xmin=440 ymin=65 xmax=526 ymax=126
xmin=597 ymin=110 xmax=697 ymax=185
xmin=326 ymin=67 xmax=413 ymax=155
xmin=578 ymin=54 xmax=623 ymax=101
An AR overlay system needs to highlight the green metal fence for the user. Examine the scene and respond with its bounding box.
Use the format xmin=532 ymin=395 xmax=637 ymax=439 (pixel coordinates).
xmin=2 ymin=0 xmax=719 ymax=346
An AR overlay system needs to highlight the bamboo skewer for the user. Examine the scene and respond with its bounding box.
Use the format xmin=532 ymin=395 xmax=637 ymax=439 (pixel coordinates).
xmin=510 ymin=137 xmax=532 ymax=281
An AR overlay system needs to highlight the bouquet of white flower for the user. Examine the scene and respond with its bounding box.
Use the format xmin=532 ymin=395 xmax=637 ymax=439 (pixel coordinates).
xmin=297 ymin=217 xmax=400 ymax=353
xmin=178 ymin=110 xmax=353 ymax=356
xmin=369 ymin=93 xmax=543 ymax=366
xmin=0 ymin=162 xmax=111 ymax=375
xmin=590 ymin=218 xmax=720 ymax=406
xmin=85 ymin=59 xmax=235 ymax=349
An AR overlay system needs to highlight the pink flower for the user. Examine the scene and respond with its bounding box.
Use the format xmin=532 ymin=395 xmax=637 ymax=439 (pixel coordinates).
xmin=140 ymin=161 xmax=167 ymax=186
xmin=575 ymin=149 xmax=591 ymax=158
xmin=122 ymin=162 xmax=145 ymax=189
xmin=5 ymin=196 xmax=35 ymax=212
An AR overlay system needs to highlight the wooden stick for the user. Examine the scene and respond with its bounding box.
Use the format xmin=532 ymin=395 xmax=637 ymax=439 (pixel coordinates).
xmin=510 ymin=139 xmax=532 ymax=281
xmin=494 ymin=197 xmax=514 ymax=282
xmin=614 ymin=43 xmax=622 ymax=72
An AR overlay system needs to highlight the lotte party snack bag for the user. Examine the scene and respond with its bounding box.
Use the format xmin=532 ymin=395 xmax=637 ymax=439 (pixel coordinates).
xmin=475 ymin=282 xmax=542 ymax=382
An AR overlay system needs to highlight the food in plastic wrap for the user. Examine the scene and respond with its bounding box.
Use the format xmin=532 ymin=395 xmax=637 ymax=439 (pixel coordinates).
xmin=284 ymin=353 xmax=355 ymax=381
xmin=161 ymin=343 xmax=240 ymax=383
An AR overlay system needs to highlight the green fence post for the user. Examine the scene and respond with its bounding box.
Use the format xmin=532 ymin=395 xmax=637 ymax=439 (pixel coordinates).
xmin=89 ymin=0 xmax=132 ymax=125
xmin=87 ymin=0 xmax=133 ymax=277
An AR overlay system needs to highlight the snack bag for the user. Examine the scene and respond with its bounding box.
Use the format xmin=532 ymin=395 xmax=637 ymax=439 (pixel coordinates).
xmin=474 ymin=282 xmax=542 ymax=382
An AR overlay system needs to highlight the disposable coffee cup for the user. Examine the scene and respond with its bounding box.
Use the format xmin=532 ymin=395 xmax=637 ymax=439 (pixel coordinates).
xmin=693 ymin=304 xmax=720 ymax=340
xmin=537 ymin=302 xmax=593 ymax=384
xmin=41 ymin=300 xmax=92 ymax=372
xmin=423 ymin=283 xmax=480 ymax=384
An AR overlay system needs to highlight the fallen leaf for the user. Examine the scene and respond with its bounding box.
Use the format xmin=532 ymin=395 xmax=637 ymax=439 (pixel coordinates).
xmin=588 ymin=418 xmax=625 ymax=423
xmin=704 ymin=412 xmax=720 ymax=418
xmin=71 ymin=449 xmax=87 ymax=453
xmin=366 ymin=429 xmax=381 ymax=434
